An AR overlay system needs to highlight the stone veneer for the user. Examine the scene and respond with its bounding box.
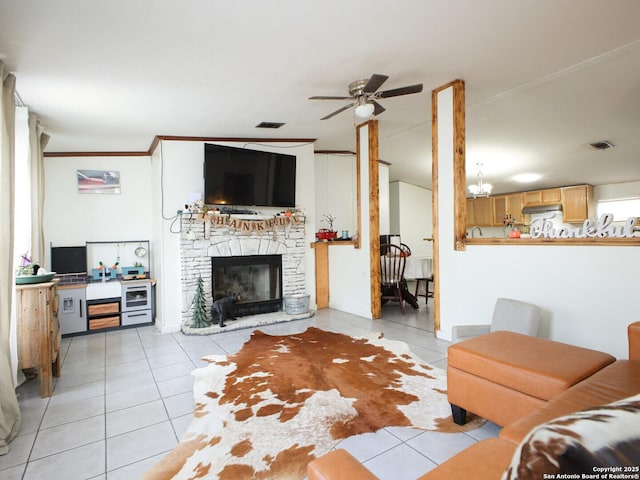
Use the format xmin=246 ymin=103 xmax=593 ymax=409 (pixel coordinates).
xmin=179 ymin=214 xmax=307 ymax=328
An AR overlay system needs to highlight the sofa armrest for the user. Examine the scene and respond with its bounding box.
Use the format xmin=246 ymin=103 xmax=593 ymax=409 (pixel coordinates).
xmin=629 ymin=321 xmax=640 ymax=361
xmin=307 ymin=449 xmax=378 ymax=480
xmin=418 ymin=438 xmax=516 ymax=480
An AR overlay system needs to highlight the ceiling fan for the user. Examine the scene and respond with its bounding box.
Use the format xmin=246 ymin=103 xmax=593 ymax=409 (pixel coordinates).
xmin=309 ymin=74 xmax=423 ymax=120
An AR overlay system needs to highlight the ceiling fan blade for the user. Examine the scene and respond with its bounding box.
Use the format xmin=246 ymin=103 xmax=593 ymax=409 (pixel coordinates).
xmin=363 ymin=74 xmax=389 ymax=93
xmin=320 ymin=102 xmax=355 ymax=120
xmin=378 ymin=83 xmax=424 ymax=98
xmin=372 ymin=100 xmax=386 ymax=116
xmin=309 ymin=95 xmax=353 ymax=100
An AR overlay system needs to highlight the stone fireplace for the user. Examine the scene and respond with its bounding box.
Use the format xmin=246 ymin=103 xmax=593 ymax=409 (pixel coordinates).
xmin=211 ymin=254 xmax=282 ymax=316
xmin=179 ymin=214 xmax=307 ymax=329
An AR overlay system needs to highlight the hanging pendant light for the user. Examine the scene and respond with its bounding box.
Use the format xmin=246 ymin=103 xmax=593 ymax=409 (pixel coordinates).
xmin=468 ymin=163 xmax=493 ymax=197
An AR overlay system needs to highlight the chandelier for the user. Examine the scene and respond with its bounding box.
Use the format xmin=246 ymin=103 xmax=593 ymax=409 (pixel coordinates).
xmin=468 ymin=163 xmax=493 ymax=198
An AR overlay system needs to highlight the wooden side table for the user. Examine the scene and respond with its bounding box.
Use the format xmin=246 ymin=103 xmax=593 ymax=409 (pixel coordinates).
xmin=16 ymin=280 xmax=62 ymax=397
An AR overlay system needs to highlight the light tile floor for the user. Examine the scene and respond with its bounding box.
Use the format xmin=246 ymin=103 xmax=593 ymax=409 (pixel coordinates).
xmin=2 ymin=302 xmax=499 ymax=480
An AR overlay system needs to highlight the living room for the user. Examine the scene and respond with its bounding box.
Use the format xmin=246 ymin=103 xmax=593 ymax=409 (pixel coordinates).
xmin=2 ymin=1 xmax=640 ymax=478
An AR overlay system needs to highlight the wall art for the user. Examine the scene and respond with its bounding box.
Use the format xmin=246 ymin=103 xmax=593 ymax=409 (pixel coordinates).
xmin=77 ymin=169 xmax=121 ymax=194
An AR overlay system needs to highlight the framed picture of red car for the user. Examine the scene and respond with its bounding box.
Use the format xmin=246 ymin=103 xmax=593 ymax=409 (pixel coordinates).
xmin=77 ymin=169 xmax=121 ymax=194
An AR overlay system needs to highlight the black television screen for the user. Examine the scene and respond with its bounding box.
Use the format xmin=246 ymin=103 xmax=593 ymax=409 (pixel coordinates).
xmin=204 ymin=144 xmax=296 ymax=208
xmin=51 ymin=246 xmax=87 ymax=274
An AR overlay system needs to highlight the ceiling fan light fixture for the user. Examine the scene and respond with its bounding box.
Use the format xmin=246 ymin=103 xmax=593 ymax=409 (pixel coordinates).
xmin=354 ymin=101 xmax=375 ymax=118
xmin=310 ymin=73 xmax=423 ymax=120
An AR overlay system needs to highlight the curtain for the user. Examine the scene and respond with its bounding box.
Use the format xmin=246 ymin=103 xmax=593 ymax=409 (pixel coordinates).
xmin=29 ymin=113 xmax=50 ymax=265
xmin=0 ymin=62 xmax=21 ymax=455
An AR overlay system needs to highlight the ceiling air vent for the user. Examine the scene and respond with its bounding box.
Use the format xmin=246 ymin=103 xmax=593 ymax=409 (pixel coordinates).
xmin=256 ymin=122 xmax=285 ymax=129
xmin=589 ymin=140 xmax=614 ymax=150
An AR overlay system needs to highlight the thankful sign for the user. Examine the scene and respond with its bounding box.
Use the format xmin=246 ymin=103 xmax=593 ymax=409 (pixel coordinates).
xmin=208 ymin=213 xmax=304 ymax=232
xmin=530 ymin=213 xmax=637 ymax=239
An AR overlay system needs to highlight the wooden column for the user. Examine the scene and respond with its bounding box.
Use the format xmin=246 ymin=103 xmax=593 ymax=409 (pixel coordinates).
xmin=363 ymin=121 xmax=382 ymax=319
xmin=432 ymin=80 xmax=466 ymax=334
xmin=311 ymin=242 xmax=329 ymax=309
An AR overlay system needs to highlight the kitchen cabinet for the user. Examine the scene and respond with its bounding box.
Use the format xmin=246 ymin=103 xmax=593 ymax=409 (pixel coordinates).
xmin=506 ymin=193 xmax=524 ymax=223
xmin=562 ymin=185 xmax=594 ymax=223
xmin=492 ymin=196 xmax=507 ymax=226
xmin=58 ymin=286 xmax=87 ymax=335
xmin=487 ymin=193 xmax=526 ymax=226
xmin=473 ymin=197 xmax=493 ymax=226
xmin=468 ymin=194 xmax=523 ymax=227
xmin=16 ymin=280 xmax=61 ymax=397
xmin=467 ymin=185 xmax=593 ymax=229
xmin=492 ymin=193 xmax=524 ymax=226
xmin=523 ymin=188 xmax=562 ymax=206
xmin=466 ymin=199 xmax=475 ymax=226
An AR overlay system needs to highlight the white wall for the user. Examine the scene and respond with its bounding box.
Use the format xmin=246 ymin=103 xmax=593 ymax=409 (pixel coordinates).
xmin=43 ymin=143 xmax=315 ymax=334
xmin=595 ymin=181 xmax=640 ymax=201
xmin=43 ymin=155 xmax=153 ymax=268
xmin=314 ymin=153 xmax=356 ymax=236
xmin=436 ymin=85 xmax=639 ymax=359
xmin=389 ymin=182 xmax=400 ymax=235
xmin=379 ymin=164 xmax=390 ymax=235
xmin=327 ymin=124 xmax=374 ymax=318
xmin=389 ymin=180 xmax=433 ymax=257
xmin=151 ymin=140 xmax=316 ymax=333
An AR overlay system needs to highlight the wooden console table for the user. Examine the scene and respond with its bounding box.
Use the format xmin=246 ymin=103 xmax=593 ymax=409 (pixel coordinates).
xmin=16 ymin=280 xmax=62 ymax=397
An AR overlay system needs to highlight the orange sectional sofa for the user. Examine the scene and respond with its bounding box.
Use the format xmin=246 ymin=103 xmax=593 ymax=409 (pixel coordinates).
xmin=446 ymin=329 xmax=616 ymax=427
xmin=307 ymin=322 xmax=640 ymax=480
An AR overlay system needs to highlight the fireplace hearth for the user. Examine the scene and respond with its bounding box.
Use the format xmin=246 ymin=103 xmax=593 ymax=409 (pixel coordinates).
xmin=212 ymin=255 xmax=282 ymax=317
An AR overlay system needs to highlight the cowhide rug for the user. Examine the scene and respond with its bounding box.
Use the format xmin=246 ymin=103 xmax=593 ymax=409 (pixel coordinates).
xmin=144 ymin=327 xmax=483 ymax=480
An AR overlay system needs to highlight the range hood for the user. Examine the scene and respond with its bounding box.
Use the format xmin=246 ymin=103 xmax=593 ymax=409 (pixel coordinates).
xmin=522 ymin=204 xmax=563 ymax=215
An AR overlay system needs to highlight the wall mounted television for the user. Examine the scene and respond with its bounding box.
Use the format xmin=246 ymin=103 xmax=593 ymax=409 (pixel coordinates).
xmin=204 ymin=143 xmax=296 ymax=208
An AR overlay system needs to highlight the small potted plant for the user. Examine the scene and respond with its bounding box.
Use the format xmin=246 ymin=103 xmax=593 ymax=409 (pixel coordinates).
xmin=316 ymin=214 xmax=338 ymax=241
xmin=503 ymin=214 xmax=521 ymax=238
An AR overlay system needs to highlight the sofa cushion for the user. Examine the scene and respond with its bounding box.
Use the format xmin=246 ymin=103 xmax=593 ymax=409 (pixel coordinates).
xmin=501 ymin=360 xmax=640 ymax=444
xmin=448 ymin=332 xmax=616 ymax=401
xmin=502 ymin=393 xmax=640 ymax=480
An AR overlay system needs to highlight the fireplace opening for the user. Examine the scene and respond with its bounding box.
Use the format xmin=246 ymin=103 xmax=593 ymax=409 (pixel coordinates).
xmin=211 ymin=255 xmax=282 ymax=317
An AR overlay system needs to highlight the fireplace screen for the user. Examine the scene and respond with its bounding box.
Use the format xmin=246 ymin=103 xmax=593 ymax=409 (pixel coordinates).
xmin=211 ymin=255 xmax=282 ymax=317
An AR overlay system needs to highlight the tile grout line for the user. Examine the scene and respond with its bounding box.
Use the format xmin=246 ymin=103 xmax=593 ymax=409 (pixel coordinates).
xmin=12 ymin=311 xmax=469 ymax=479
xmin=103 ymin=331 xmax=108 ymax=478
xmin=137 ymin=328 xmax=181 ymax=457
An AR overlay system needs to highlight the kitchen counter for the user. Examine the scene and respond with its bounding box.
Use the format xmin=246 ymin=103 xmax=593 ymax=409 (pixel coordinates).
xmin=57 ymin=276 xmax=156 ymax=289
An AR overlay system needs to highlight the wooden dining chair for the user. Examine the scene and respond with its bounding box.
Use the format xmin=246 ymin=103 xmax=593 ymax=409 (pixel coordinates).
xmin=380 ymin=243 xmax=407 ymax=314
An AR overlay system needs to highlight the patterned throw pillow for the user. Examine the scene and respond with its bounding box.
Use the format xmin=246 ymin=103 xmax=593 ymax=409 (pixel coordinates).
xmin=503 ymin=393 xmax=640 ymax=480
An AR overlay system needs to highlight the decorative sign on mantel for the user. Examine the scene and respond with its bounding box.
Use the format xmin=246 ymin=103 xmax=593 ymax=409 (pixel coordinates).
xmin=187 ymin=212 xmax=305 ymax=234
xmin=208 ymin=213 xmax=305 ymax=233
xmin=530 ymin=213 xmax=637 ymax=239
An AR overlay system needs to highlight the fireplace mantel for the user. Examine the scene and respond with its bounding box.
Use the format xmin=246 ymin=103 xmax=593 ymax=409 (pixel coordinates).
xmin=179 ymin=214 xmax=307 ymax=328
